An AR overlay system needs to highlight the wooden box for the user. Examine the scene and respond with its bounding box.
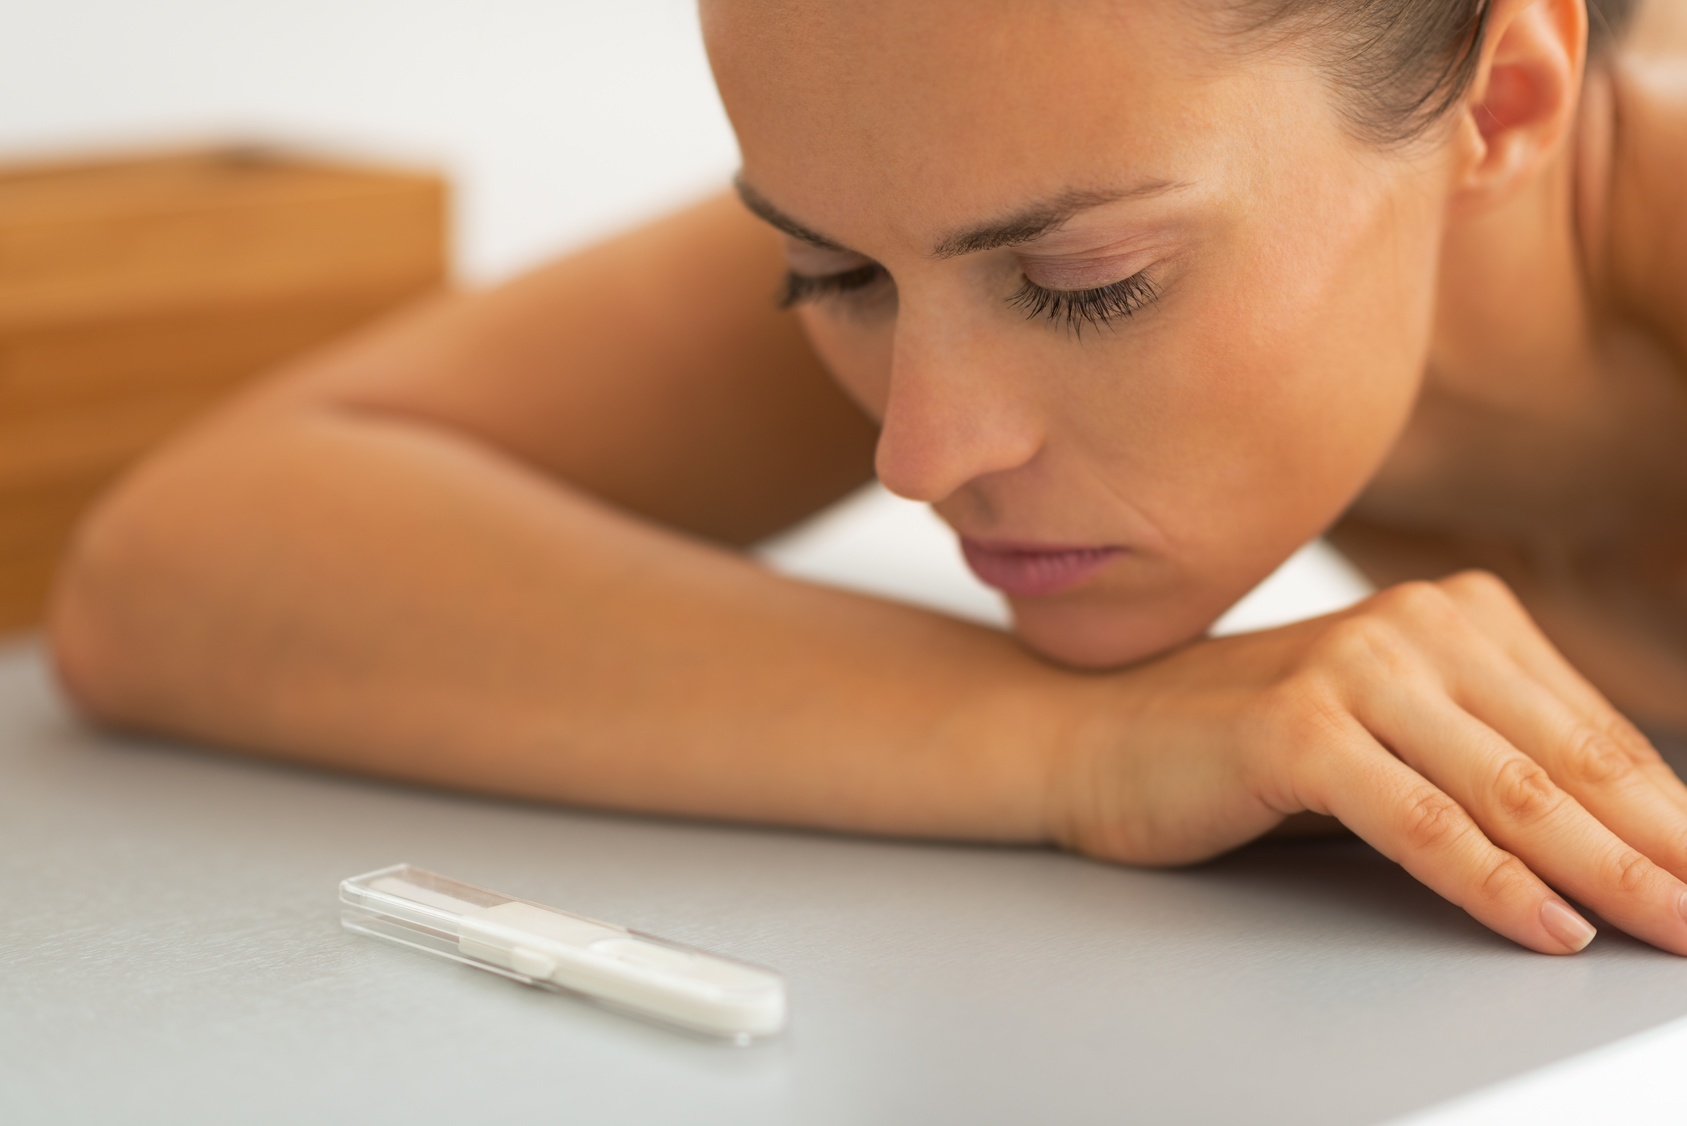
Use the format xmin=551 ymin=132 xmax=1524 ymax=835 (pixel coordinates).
xmin=0 ymin=147 xmax=449 ymax=634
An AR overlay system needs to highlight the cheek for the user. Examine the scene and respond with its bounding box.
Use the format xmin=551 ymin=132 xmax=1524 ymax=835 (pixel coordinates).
xmin=1012 ymin=179 xmax=1442 ymax=666
xmin=1172 ymin=177 xmax=1440 ymax=533
xmin=1231 ymin=187 xmax=1440 ymax=494
xmin=795 ymin=307 xmax=894 ymax=423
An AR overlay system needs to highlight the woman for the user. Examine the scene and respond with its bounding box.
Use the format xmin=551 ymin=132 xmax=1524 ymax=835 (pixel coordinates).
xmin=50 ymin=0 xmax=1687 ymax=958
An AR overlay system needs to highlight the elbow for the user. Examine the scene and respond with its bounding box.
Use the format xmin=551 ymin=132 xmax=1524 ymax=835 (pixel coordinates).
xmin=46 ymin=482 xmax=167 ymax=726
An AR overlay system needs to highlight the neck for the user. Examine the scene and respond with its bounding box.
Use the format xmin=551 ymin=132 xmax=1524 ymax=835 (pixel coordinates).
xmin=1350 ymin=61 xmax=1687 ymax=560
xmin=1334 ymin=31 xmax=1687 ymax=734
xmin=1574 ymin=65 xmax=1618 ymax=294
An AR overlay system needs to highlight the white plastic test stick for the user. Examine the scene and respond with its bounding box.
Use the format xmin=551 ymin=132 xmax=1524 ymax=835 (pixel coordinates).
xmin=339 ymin=864 xmax=786 ymax=1043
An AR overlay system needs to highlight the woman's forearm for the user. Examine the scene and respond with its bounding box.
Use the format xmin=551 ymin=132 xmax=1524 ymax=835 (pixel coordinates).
xmin=50 ymin=398 xmax=1069 ymax=841
xmin=52 ymin=373 xmax=1687 ymax=963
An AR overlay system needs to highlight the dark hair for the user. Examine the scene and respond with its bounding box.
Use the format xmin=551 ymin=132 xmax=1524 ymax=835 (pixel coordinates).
xmin=1229 ymin=0 xmax=1640 ymax=146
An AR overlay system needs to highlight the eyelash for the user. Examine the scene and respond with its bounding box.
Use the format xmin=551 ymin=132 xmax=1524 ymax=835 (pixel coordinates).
xmin=777 ymin=264 xmax=888 ymax=309
xmin=778 ymin=263 xmax=1160 ymax=335
xmin=1007 ymin=271 xmax=1159 ymax=336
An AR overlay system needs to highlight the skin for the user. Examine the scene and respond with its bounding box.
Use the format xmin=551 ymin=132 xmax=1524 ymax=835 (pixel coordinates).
xmin=1336 ymin=0 xmax=1687 ymax=729
xmin=718 ymin=0 xmax=1441 ymax=668
xmin=46 ymin=0 xmax=1687 ymax=957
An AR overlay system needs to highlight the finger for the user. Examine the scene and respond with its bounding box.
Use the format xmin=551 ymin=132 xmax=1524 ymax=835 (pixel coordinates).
xmin=1448 ymin=645 xmax=1687 ymax=884
xmin=1358 ymin=688 xmax=1687 ymax=956
xmin=1436 ymin=572 xmax=1615 ymax=715
xmin=1299 ymin=722 xmax=1597 ymax=955
xmin=1436 ymin=571 xmax=1687 ymax=815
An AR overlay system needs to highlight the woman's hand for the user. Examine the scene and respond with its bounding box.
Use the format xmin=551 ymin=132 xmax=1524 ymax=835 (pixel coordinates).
xmin=1051 ymin=570 xmax=1687 ymax=955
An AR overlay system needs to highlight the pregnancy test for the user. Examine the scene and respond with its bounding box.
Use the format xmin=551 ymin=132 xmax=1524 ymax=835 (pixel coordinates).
xmin=339 ymin=863 xmax=786 ymax=1043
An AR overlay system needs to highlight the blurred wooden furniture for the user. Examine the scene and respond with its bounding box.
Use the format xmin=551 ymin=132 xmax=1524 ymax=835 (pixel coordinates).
xmin=0 ymin=147 xmax=449 ymax=635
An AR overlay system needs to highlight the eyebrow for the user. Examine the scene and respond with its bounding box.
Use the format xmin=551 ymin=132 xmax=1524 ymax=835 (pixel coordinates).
xmin=733 ymin=175 xmax=1181 ymax=260
xmin=734 ymin=177 xmax=848 ymax=252
xmin=930 ymin=182 xmax=1181 ymax=259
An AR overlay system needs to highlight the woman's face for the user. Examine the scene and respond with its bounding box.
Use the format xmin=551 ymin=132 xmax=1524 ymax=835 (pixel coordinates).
xmin=703 ymin=0 xmax=1457 ymax=667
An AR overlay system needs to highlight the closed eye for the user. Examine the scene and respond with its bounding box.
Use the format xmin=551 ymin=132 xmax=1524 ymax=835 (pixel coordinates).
xmin=777 ymin=263 xmax=890 ymax=309
xmin=1008 ymin=270 xmax=1158 ymax=336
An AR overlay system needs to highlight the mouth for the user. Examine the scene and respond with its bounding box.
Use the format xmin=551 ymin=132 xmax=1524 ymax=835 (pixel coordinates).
xmin=958 ymin=538 xmax=1126 ymax=598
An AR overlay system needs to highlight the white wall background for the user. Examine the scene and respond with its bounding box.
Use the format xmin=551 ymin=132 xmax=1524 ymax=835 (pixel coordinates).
xmin=0 ymin=0 xmax=735 ymax=281
xmin=0 ymin=0 xmax=1371 ymax=632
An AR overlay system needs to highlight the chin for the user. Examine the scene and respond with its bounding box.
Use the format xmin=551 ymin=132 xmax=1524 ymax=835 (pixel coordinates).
xmin=1008 ymin=594 xmax=1221 ymax=670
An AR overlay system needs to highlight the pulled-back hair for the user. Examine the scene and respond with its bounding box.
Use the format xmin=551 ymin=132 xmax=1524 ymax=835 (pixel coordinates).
xmin=1230 ymin=0 xmax=1640 ymax=146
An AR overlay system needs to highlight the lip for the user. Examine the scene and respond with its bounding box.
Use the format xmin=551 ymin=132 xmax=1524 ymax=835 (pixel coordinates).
xmin=959 ymin=538 xmax=1126 ymax=598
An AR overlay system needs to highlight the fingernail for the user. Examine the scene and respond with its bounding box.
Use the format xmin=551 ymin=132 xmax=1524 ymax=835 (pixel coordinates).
xmin=1679 ymin=890 xmax=1687 ymax=925
xmin=1540 ymin=900 xmax=1597 ymax=953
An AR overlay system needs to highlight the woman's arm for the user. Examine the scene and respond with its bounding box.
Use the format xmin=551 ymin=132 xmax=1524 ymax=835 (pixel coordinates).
xmin=50 ymin=191 xmax=1687 ymax=959
xmin=48 ymin=192 xmax=1066 ymax=838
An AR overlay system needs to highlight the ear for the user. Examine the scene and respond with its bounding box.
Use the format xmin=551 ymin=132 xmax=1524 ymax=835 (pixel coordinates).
xmin=1448 ymin=0 xmax=1586 ymax=210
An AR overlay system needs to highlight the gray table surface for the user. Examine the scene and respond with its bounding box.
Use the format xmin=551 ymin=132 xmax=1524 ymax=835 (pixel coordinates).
xmin=4 ymin=640 xmax=1687 ymax=1125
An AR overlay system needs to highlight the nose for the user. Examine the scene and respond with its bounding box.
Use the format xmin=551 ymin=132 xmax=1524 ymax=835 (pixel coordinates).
xmin=873 ymin=316 xmax=1044 ymax=504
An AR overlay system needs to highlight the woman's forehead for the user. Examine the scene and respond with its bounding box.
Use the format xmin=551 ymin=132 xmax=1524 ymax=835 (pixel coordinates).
xmin=703 ymin=0 xmax=1324 ymax=252
xmin=702 ymin=0 xmax=1205 ymax=109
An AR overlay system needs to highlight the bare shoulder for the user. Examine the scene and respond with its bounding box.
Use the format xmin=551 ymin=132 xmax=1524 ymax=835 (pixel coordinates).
xmin=255 ymin=190 xmax=879 ymax=545
xmin=1607 ymin=6 xmax=1687 ymax=355
xmin=1625 ymin=0 xmax=1687 ymax=54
